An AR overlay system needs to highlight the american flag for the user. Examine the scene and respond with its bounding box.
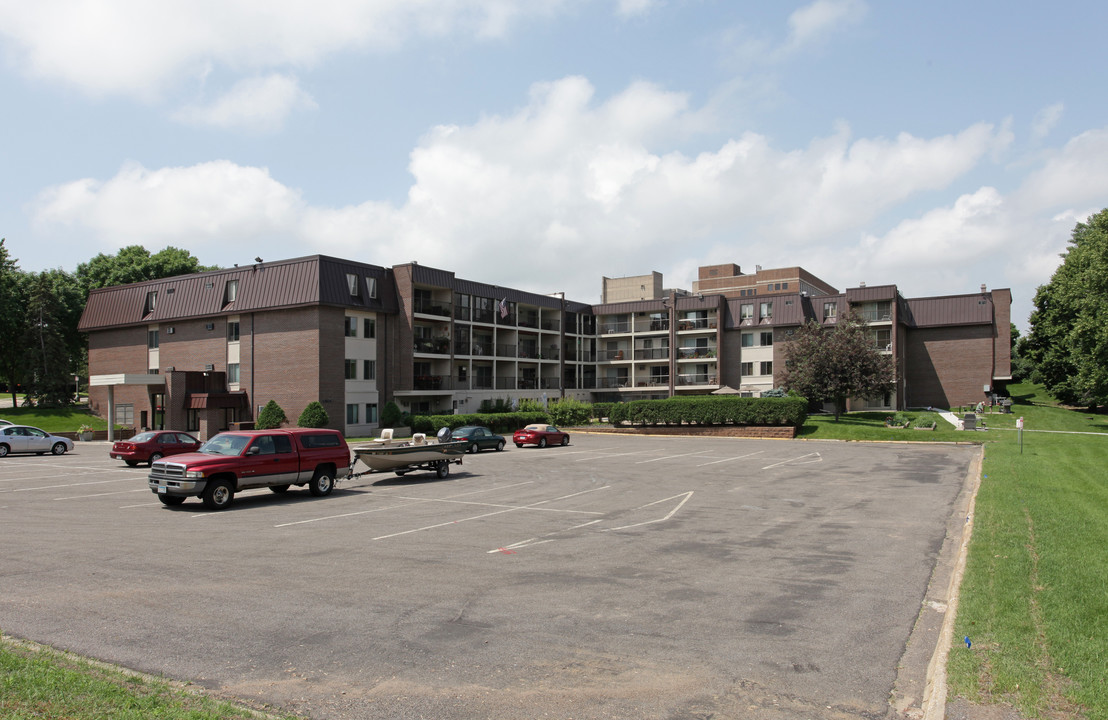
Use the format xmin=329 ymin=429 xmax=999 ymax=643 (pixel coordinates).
xmin=499 ymin=298 xmax=508 ymax=318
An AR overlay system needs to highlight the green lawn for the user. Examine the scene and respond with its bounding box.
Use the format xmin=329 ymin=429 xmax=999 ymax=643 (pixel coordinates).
xmin=0 ymin=639 xmax=296 ymax=720
xmin=945 ymin=383 xmax=1108 ymax=719
xmin=0 ymin=405 xmax=107 ymax=433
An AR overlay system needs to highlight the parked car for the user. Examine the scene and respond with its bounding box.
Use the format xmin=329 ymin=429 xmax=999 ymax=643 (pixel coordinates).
xmin=148 ymin=428 xmax=352 ymax=510
xmin=512 ymin=424 xmax=569 ymax=448
xmin=0 ymin=425 xmax=75 ymax=457
xmin=450 ymin=425 xmax=506 ymax=453
xmin=110 ymin=430 xmax=201 ymax=466
xmin=0 ymin=419 xmax=13 ymax=425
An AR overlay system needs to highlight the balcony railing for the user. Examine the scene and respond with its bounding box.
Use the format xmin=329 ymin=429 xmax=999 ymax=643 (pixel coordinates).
xmin=677 ymin=347 xmax=717 ymax=360
xmin=634 ymin=319 xmax=670 ymax=333
xmin=540 ymin=378 xmax=560 ymax=389
xmin=676 ymin=318 xmax=716 ymax=331
xmin=541 ymin=318 xmax=561 ymax=332
xmin=412 ymin=375 xmax=454 ymax=390
xmin=472 ymin=376 xmax=494 ymax=390
xmin=599 ymin=349 xmax=629 ymax=361
xmin=473 ymin=308 xmax=495 ymax=324
xmin=598 ymin=377 xmax=629 ymax=389
xmin=413 ymin=297 xmax=452 ymax=317
xmin=676 ymin=373 xmax=717 ymax=386
xmin=634 ymin=348 xmax=670 ymax=360
xmin=413 ymin=339 xmax=451 ymax=355
xmin=601 ymin=322 xmax=631 ymax=334
xmin=496 ymin=343 xmax=516 ymax=358
xmin=518 ymin=313 xmax=539 ymax=329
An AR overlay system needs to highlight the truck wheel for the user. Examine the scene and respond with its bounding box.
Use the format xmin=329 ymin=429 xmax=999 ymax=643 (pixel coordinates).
xmin=158 ymin=495 xmax=186 ymax=506
xmin=269 ymin=484 xmax=291 ymax=494
xmin=436 ymin=461 xmax=450 ymax=479
xmin=308 ymin=470 xmax=334 ymax=497
xmin=202 ymin=479 xmax=235 ymax=510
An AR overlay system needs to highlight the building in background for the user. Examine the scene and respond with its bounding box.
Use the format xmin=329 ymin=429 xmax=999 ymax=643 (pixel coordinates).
xmin=79 ymin=255 xmax=1011 ymax=438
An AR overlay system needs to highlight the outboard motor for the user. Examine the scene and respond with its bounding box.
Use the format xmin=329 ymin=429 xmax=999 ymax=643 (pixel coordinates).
xmin=436 ymin=427 xmax=451 ymax=442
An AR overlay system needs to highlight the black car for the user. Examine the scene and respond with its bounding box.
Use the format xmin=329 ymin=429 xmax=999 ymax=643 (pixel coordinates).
xmin=450 ymin=426 xmax=506 ymax=453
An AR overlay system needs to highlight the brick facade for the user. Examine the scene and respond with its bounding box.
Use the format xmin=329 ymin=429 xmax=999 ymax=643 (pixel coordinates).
xmin=904 ymin=325 xmax=996 ymax=408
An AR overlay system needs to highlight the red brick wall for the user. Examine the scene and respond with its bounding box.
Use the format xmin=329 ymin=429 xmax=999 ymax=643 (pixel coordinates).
xmin=904 ymin=325 xmax=994 ymax=409
xmin=88 ymin=327 xmax=151 ymax=421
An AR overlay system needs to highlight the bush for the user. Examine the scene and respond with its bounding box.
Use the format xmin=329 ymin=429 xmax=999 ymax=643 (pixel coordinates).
xmin=380 ymin=401 xmax=409 ymax=429
xmin=478 ymin=397 xmax=515 ymax=414
xmin=297 ymin=401 xmax=329 ymax=428
xmin=256 ymin=400 xmax=288 ymax=430
xmin=608 ymin=396 xmax=807 ymax=427
xmin=591 ymin=402 xmax=614 ymax=421
xmin=516 ymin=398 xmax=545 ymax=413
xmin=409 ymin=411 xmax=548 ymax=435
xmin=547 ymin=397 xmax=592 ymax=427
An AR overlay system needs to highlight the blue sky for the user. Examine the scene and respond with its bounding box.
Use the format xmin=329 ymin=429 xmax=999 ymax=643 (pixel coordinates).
xmin=3 ymin=1 xmax=1107 ymax=330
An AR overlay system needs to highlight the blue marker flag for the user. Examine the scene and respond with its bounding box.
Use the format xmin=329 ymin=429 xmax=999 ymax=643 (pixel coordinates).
xmin=964 ymin=636 xmax=972 ymax=648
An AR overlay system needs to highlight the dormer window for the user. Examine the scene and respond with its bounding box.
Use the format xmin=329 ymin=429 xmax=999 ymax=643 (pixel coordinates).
xmin=224 ymin=279 xmax=239 ymax=304
xmin=366 ymin=277 xmax=377 ymax=299
xmin=144 ymin=291 xmax=157 ymax=315
xmin=347 ymin=273 xmax=361 ymax=298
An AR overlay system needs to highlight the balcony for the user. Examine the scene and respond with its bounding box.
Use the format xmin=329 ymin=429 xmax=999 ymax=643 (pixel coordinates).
xmin=676 ymin=318 xmax=717 ymax=331
xmin=413 ymin=338 xmax=451 ymax=355
xmin=634 ymin=347 xmax=670 ymax=360
xmin=599 ymin=349 xmax=629 ymax=362
xmin=412 ymin=375 xmax=455 ymax=391
xmin=677 ymin=347 xmax=717 ymax=360
xmin=413 ymin=297 xmax=452 ymax=318
xmin=496 ymin=343 xmax=516 ymax=358
xmin=634 ymin=319 xmax=669 ymax=333
xmin=541 ymin=318 xmax=561 ymax=332
xmin=601 ymin=321 xmax=631 ymax=334
xmin=676 ymin=373 xmax=717 ymax=386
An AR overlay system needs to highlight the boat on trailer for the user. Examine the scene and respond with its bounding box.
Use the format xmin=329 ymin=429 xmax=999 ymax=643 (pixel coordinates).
xmin=351 ymin=428 xmax=468 ymax=478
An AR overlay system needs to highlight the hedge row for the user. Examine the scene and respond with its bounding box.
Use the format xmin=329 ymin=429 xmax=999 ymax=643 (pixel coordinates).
xmin=608 ymin=396 xmax=807 ymax=427
xmin=410 ymin=411 xmax=550 ymax=435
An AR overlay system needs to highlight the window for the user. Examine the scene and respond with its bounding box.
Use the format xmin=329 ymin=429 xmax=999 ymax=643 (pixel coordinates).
xmin=345 ymin=316 xmax=357 ymax=337
xmin=740 ymin=303 xmax=754 ymax=320
xmin=148 ymin=368 xmax=159 ymax=375
xmin=224 ymin=279 xmax=238 ymax=304
xmin=363 ymin=318 xmax=375 ymax=338
xmin=148 ymin=329 xmax=159 ymax=349
xmin=227 ymin=363 xmax=240 ymax=384
xmin=366 ymin=277 xmax=377 ymax=299
xmin=760 ymin=331 xmax=773 ymax=346
xmin=824 ymin=302 xmax=837 ymax=319
xmin=346 ymin=404 xmax=359 ymax=424
xmin=144 ymin=291 xmax=157 ymax=315
xmin=115 ymin=403 xmax=134 ymax=426
xmin=346 ymin=273 xmax=361 ymax=298
xmin=741 ymin=333 xmax=754 ymax=347
xmin=301 ymin=433 xmax=341 ymax=448
xmin=759 ymin=301 xmax=773 ymax=319
xmin=345 ymin=359 xmax=357 ymax=379
xmin=363 ymin=360 xmax=376 ymax=380
xmin=227 ymin=321 xmax=240 ymax=341
xmin=366 ymin=403 xmax=378 ymax=424
xmin=760 ymin=361 xmax=773 ymax=376
xmin=740 ymin=362 xmax=754 ymax=376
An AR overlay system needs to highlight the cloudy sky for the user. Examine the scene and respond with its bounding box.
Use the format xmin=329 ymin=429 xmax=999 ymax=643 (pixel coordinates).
xmin=3 ymin=1 xmax=1106 ymax=329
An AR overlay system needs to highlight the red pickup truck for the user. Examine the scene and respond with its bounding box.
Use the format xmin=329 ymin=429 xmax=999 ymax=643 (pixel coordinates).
xmin=148 ymin=428 xmax=352 ymax=510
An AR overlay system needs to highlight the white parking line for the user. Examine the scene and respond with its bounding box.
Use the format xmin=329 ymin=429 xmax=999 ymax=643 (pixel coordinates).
xmin=13 ymin=478 xmax=133 ymax=492
xmin=695 ymin=450 xmax=765 ymax=467
xmin=761 ymin=452 xmax=822 ymax=470
xmin=55 ymin=488 xmax=149 ymax=500
xmin=636 ymin=450 xmax=715 ymax=464
xmin=602 ymin=491 xmax=694 ymax=531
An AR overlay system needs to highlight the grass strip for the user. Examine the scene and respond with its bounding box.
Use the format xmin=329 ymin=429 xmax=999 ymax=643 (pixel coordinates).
xmin=0 ymin=637 xmax=296 ymax=720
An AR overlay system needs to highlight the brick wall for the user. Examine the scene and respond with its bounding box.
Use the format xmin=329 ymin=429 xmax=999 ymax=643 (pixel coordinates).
xmin=904 ymin=325 xmax=994 ymax=408
xmin=88 ymin=327 xmax=151 ymax=421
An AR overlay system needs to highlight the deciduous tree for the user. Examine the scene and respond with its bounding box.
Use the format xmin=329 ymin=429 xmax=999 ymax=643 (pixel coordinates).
xmin=1023 ymin=208 xmax=1108 ymax=410
xmin=780 ymin=311 xmax=896 ymax=420
xmin=0 ymin=239 xmax=28 ymax=406
xmin=22 ymin=272 xmax=74 ymax=405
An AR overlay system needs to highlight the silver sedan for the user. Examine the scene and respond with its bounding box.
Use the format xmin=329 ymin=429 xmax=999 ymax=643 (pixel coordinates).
xmin=0 ymin=425 xmax=75 ymax=457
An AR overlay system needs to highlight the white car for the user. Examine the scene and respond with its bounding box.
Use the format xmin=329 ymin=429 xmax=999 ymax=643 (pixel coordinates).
xmin=0 ymin=425 xmax=75 ymax=457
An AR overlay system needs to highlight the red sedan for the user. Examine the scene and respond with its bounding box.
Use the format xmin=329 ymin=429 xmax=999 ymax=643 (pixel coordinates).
xmin=512 ymin=424 xmax=569 ymax=448
xmin=110 ymin=430 xmax=201 ymax=466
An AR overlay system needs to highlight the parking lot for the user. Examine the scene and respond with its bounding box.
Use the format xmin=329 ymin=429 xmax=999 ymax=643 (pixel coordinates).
xmin=1 ymin=433 xmax=979 ymax=719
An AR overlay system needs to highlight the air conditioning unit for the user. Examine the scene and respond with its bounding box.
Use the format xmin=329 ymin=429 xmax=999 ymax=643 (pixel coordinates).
xmin=205 ymin=364 xmax=214 ymax=371
xmin=166 ymin=327 xmax=175 ymax=334
xmin=205 ymin=323 xmax=214 ymax=330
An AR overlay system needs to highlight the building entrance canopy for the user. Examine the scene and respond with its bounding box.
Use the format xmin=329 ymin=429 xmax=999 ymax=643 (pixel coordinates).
xmin=89 ymin=374 xmax=166 ymax=442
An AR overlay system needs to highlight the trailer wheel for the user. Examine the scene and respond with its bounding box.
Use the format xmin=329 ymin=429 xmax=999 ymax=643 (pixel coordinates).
xmin=202 ymin=479 xmax=235 ymax=510
xmin=436 ymin=461 xmax=450 ymax=479
xmin=394 ymin=470 xmax=408 ymax=477
xmin=308 ymin=470 xmax=335 ymax=496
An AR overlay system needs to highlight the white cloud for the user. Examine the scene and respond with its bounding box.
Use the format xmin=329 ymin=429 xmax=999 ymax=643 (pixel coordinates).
xmin=783 ymin=0 xmax=866 ymax=53
xmin=0 ymin=0 xmax=569 ymax=99
xmin=173 ymin=74 xmax=317 ymax=132
xmin=614 ymin=0 xmax=662 ymax=19
xmin=1032 ymin=102 xmax=1064 ymax=140
xmin=31 ymin=76 xmax=1019 ymax=305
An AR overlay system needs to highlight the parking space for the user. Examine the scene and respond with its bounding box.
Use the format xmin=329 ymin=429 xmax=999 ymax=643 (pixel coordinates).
xmin=1 ymin=434 xmax=978 ymax=719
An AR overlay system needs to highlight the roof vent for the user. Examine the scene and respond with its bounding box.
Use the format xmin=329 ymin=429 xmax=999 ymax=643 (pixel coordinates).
xmin=859 ymin=281 xmax=866 ymax=288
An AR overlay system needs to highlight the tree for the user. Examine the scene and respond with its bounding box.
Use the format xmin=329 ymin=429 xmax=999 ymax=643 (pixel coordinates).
xmin=256 ymin=400 xmax=288 ymax=429
xmin=780 ymin=311 xmax=896 ymax=420
xmin=1023 ymin=208 xmax=1108 ymax=410
xmin=297 ymin=401 xmax=329 ymax=428
xmin=76 ymin=245 xmax=217 ymax=294
xmin=0 ymin=239 xmax=28 ymax=406
xmin=22 ymin=272 xmax=75 ymax=406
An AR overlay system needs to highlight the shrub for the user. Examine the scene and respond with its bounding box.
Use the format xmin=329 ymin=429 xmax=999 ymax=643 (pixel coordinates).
xmin=517 ymin=398 xmax=545 ymax=413
xmin=380 ymin=401 xmax=408 ymax=429
xmin=255 ymin=400 xmax=288 ymax=430
xmin=478 ymin=397 xmax=515 ymax=414
xmin=608 ymin=396 xmax=807 ymax=427
xmin=547 ymin=397 xmax=592 ymax=427
xmin=591 ymin=402 xmax=614 ymax=421
xmin=297 ymin=401 xmax=329 ymax=428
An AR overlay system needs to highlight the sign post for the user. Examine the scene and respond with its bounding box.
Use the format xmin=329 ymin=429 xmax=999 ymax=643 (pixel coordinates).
xmin=1016 ymin=416 xmax=1024 ymax=454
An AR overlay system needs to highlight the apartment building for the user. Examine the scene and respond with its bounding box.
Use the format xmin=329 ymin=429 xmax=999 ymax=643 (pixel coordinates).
xmin=79 ymin=255 xmax=1011 ymax=438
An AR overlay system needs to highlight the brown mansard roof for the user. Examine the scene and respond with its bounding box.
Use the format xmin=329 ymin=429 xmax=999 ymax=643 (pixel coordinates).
xmin=78 ymin=255 xmax=394 ymax=331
